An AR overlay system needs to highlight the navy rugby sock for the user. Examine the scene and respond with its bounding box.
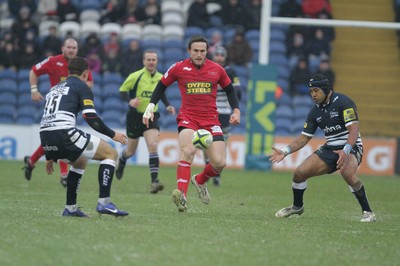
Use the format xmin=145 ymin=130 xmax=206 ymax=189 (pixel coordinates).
xmin=292 ymin=188 xmax=306 ymax=208
xmin=66 ymin=168 xmax=84 ymax=206
xmin=98 ymin=159 xmax=115 ymax=198
xmin=149 ymin=152 xmax=159 ymax=183
xmin=352 ymin=186 xmax=372 ymax=212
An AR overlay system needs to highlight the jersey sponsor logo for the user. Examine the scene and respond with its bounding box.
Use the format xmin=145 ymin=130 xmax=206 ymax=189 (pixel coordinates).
xmin=343 ymin=108 xmax=356 ymax=122
xmin=83 ymin=99 xmax=94 ymax=106
xmin=42 ymin=114 xmax=57 ymax=121
xmin=50 ymin=83 xmax=69 ymax=96
xmin=322 ymin=125 xmax=342 ymax=133
xmin=102 ymin=168 xmax=111 ymax=186
xmin=210 ymin=125 xmax=223 ymax=133
xmin=43 ymin=145 xmax=59 ymax=151
xmin=330 ymin=110 xmax=339 ymax=118
xmin=183 ymin=67 xmax=192 ymax=71
xmin=141 ymin=91 xmax=153 ymax=98
xmin=208 ymin=71 xmax=217 ymax=75
xmin=186 ymin=82 xmax=212 ymax=94
xmin=56 ymin=62 xmax=64 ymax=67
xmin=41 ymin=122 xmax=56 ymax=128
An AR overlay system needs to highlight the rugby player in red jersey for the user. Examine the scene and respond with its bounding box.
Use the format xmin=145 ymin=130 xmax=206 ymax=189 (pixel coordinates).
xmin=23 ymin=38 xmax=94 ymax=187
xmin=142 ymin=36 xmax=241 ymax=212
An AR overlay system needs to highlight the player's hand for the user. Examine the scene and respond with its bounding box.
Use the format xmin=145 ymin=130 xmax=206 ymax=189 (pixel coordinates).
xmin=267 ymin=147 xmax=285 ymax=163
xmin=229 ymin=108 xmax=240 ymax=125
xmin=31 ymin=90 xmax=44 ymax=102
xmin=333 ymin=149 xmax=347 ymax=169
xmin=142 ymin=103 xmax=155 ymax=128
xmin=113 ymin=131 xmax=128 ymax=145
xmin=45 ymin=160 xmax=55 ymax=175
xmin=129 ymin=98 xmax=140 ymax=108
xmin=166 ymin=105 xmax=176 ymax=115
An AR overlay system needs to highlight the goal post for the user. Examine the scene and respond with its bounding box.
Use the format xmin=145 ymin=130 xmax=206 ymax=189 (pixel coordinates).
xmin=259 ymin=0 xmax=400 ymax=65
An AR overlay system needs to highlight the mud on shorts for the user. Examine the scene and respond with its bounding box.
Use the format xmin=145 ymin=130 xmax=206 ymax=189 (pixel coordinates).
xmin=315 ymin=144 xmax=363 ymax=174
xmin=126 ymin=108 xmax=160 ymax=139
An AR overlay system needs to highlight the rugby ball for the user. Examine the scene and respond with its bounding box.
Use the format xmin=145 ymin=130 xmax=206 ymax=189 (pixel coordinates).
xmin=192 ymin=129 xmax=213 ymax=150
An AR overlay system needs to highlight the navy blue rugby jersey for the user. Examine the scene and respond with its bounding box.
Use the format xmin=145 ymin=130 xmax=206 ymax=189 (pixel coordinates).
xmin=302 ymin=92 xmax=363 ymax=149
xmin=216 ymin=65 xmax=240 ymax=115
xmin=40 ymin=76 xmax=95 ymax=131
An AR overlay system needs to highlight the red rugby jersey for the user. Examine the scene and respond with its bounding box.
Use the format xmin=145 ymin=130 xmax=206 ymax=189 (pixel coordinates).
xmin=161 ymin=58 xmax=231 ymax=117
xmin=31 ymin=54 xmax=93 ymax=87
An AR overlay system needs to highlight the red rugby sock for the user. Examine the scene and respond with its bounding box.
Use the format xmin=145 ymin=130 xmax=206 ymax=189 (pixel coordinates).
xmin=30 ymin=145 xmax=45 ymax=165
xmin=196 ymin=163 xmax=220 ymax=184
xmin=177 ymin=161 xmax=191 ymax=196
xmin=59 ymin=161 xmax=69 ymax=177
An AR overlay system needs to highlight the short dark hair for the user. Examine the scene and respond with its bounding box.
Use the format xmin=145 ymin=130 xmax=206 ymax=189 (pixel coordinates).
xmin=187 ymin=35 xmax=209 ymax=50
xmin=68 ymin=57 xmax=89 ymax=76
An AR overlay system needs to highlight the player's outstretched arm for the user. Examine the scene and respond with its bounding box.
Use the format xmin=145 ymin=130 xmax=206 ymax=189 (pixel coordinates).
xmin=268 ymin=147 xmax=286 ymax=163
xmin=84 ymin=113 xmax=117 ymax=140
xmin=113 ymin=131 xmax=128 ymax=145
xmin=268 ymin=134 xmax=312 ymax=163
xmin=29 ymin=70 xmax=44 ymax=102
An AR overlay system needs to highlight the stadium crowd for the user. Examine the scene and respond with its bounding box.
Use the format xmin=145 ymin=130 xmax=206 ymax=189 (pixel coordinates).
xmin=0 ymin=0 xmax=338 ymax=135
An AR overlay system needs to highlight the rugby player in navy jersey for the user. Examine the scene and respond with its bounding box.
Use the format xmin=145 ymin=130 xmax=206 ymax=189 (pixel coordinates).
xmin=268 ymin=73 xmax=376 ymax=222
xmin=24 ymin=38 xmax=94 ymax=187
xmin=204 ymin=46 xmax=241 ymax=187
xmin=39 ymin=57 xmax=128 ymax=217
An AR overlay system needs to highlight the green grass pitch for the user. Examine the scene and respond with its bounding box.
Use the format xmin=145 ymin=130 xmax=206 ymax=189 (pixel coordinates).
xmin=0 ymin=160 xmax=399 ymax=266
